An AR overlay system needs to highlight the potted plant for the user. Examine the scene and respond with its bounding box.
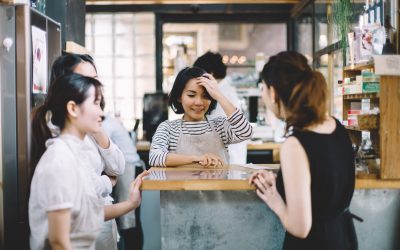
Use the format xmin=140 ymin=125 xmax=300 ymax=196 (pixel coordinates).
xmin=333 ymin=0 xmax=354 ymax=51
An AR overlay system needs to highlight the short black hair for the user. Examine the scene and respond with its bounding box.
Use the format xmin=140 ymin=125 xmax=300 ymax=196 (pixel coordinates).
xmin=168 ymin=67 xmax=217 ymax=115
xmin=193 ymin=51 xmax=227 ymax=79
xmin=50 ymin=53 xmax=97 ymax=85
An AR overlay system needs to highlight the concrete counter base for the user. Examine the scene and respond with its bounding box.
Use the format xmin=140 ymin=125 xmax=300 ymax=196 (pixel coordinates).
xmin=141 ymin=189 xmax=400 ymax=250
xmin=160 ymin=191 xmax=284 ymax=250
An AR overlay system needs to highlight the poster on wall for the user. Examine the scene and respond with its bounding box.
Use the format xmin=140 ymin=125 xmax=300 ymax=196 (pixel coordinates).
xmin=32 ymin=25 xmax=47 ymax=94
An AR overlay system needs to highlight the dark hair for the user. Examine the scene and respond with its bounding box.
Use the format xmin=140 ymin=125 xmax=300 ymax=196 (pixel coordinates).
xmin=50 ymin=53 xmax=96 ymax=84
xmin=50 ymin=53 xmax=105 ymax=110
xmin=31 ymin=73 xmax=103 ymax=174
xmin=193 ymin=51 xmax=227 ymax=79
xmin=168 ymin=67 xmax=217 ymax=115
xmin=261 ymin=51 xmax=327 ymax=132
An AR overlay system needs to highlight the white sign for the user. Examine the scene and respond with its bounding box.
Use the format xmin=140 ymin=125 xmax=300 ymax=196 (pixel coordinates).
xmin=373 ymin=55 xmax=400 ymax=76
xmin=32 ymin=25 xmax=47 ymax=94
xmin=0 ymin=0 xmax=28 ymax=4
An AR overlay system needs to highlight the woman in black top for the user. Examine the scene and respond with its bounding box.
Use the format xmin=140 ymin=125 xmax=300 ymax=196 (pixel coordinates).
xmin=249 ymin=51 xmax=357 ymax=249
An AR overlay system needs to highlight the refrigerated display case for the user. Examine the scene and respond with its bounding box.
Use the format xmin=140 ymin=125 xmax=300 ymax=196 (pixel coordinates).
xmin=0 ymin=3 xmax=61 ymax=249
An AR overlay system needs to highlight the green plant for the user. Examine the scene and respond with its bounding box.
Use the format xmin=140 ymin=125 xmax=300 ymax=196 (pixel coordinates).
xmin=333 ymin=0 xmax=354 ymax=51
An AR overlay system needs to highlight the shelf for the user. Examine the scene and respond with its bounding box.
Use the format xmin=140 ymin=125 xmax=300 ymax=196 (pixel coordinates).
xmin=343 ymin=92 xmax=379 ymax=100
xmin=236 ymin=88 xmax=261 ymax=97
xmin=226 ymin=64 xmax=255 ymax=68
xmin=345 ymin=126 xmax=379 ymax=132
xmin=344 ymin=62 xmax=374 ymax=71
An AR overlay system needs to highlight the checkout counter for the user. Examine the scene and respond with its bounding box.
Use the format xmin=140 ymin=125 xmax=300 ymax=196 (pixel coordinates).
xmin=142 ymin=164 xmax=284 ymax=250
xmin=140 ymin=163 xmax=400 ymax=250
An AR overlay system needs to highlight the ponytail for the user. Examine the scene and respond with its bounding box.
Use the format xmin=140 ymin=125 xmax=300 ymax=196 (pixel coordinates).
xmin=31 ymin=103 xmax=52 ymax=177
xmin=285 ymin=71 xmax=327 ymax=131
xmin=261 ymin=51 xmax=328 ymax=133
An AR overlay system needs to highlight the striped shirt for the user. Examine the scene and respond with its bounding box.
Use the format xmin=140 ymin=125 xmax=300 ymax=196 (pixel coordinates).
xmin=149 ymin=109 xmax=253 ymax=167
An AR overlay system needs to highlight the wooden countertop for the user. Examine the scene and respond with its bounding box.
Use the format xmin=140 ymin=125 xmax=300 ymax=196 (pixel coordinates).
xmin=142 ymin=165 xmax=278 ymax=191
xmin=142 ymin=165 xmax=400 ymax=190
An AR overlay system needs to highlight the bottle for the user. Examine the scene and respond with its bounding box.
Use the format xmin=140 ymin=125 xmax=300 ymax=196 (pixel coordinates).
xmin=32 ymin=0 xmax=46 ymax=14
xmin=375 ymin=0 xmax=381 ymax=24
xmin=368 ymin=0 xmax=375 ymax=25
xmin=382 ymin=16 xmax=396 ymax=54
xmin=255 ymin=52 xmax=265 ymax=74
xmin=363 ymin=1 xmax=369 ymax=25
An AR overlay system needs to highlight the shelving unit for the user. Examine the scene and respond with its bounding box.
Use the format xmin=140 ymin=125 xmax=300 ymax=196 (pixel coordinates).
xmin=343 ymin=93 xmax=379 ymax=100
xmin=343 ymin=63 xmax=400 ymax=179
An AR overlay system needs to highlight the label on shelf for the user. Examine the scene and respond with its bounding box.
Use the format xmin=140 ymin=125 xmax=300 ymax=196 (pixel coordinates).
xmin=362 ymin=82 xmax=380 ymax=93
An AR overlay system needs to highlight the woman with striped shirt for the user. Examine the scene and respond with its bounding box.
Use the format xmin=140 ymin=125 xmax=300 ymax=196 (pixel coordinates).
xmin=149 ymin=67 xmax=253 ymax=167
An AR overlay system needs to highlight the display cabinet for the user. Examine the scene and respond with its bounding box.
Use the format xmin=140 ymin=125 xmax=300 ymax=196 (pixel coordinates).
xmin=342 ymin=62 xmax=400 ymax=179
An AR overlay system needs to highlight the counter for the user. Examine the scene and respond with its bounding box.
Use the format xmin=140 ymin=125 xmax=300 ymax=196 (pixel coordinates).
xmin=142 ymin=164 xmax=277 ymax=190
xmin=143 ymin=165 xmax=284 ymax=250
xmin=141 ymin=165 xmax=400 ymax=250
xmin=142 ymin=165 xmax=400 ymax=190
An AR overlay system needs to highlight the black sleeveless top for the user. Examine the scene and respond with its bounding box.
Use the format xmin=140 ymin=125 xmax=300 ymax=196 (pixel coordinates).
xmin=276 ymin=118 xmax=357 ymax=250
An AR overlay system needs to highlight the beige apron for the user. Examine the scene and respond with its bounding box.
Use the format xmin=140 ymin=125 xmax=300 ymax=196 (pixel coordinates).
xmin=175 ymin=119 xmax=229 ymax=164
xmin=43 ymin=138 xmax=105 ymax=250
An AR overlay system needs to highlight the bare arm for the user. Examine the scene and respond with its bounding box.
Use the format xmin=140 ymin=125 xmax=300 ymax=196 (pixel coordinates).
xmin=165 ymin=153 xmax=223 ymax=167
xmin=48 ymin=209 xmax=72 ymax=250
xmin=104 ymin=171 xmax=148 ymax=220
xmin=165 ymin=153 xmax=198 ymax=166
xmin=249 ymin=137 xmax=312 ymax=238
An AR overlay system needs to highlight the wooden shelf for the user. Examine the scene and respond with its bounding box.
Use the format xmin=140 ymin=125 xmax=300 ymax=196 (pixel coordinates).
xmin=343 ymin=92 xmax=379 ymax=100
xmin=345 ymin=126 xmax=378 ymax=132
xmin=343 ymin=62 xmax=400 ymax=180
xmin=344 ymin=62 xmax=374 ymax=71
xmin=355 ymin=178 xmax=400 ymax=189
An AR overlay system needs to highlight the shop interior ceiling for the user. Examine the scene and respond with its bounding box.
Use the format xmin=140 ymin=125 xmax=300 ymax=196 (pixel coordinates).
xmin=86 ymin=0 xmax=301 ymax=5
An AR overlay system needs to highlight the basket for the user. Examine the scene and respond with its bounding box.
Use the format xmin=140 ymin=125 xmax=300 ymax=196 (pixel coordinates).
xmin=357 ymin=114 xmax=379 ymax=130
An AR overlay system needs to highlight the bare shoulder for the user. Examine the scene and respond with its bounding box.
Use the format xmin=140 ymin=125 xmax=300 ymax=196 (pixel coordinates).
xmin=280 ymin=136 xmax=308 ymax=170
xmin=281 ymin=136 xmax=303 ymax=154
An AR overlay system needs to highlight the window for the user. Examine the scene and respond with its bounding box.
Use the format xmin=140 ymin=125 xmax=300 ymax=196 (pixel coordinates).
xmin=85 ymin=13 xmax=156 ymax=133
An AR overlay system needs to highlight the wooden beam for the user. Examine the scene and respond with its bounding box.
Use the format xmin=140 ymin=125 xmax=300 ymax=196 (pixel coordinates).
xmin=87 ymin=0 xmax=300 ymax=5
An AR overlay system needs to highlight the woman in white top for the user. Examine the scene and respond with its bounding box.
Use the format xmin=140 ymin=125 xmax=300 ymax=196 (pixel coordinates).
xmin=45 ymin=54 xmax=124 ymax=250
xmin=149 ymin=67 xmax=253 ymax=167
xmin=30 ymin=73 xmax=147 ymax=250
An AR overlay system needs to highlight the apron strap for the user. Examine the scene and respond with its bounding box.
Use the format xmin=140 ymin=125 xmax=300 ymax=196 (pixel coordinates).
xmin=341 ymin=208 xmax=364 ymax=223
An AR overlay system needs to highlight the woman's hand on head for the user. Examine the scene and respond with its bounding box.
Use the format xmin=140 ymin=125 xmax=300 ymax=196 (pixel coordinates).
xmin=127 ymin=170 xmax=149 ymax=208
xmin=196 ymin=74 xmax=222 ymax=100
xmin=196 ymin=153 xmax=224 ymax=168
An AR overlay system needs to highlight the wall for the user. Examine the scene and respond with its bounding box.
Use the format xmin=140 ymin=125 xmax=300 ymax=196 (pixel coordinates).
xmin=220 ymin=23 xmax=287 ymax=62
xmin=46 ymin=0 xmax=85 ymax=49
